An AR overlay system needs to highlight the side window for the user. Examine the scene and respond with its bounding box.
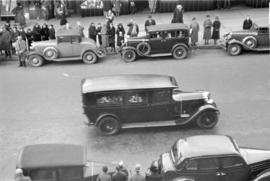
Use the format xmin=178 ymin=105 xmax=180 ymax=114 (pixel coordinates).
xmin=223 ymin=156 xmax=245 ymax=169
xmin=152 ymin=90 xmax=171 ymax=104
xmin=126 ymin=92 xmax=147 ymax=104
xmin=72 ymin=36 xmax=80 ymax=43
xmin=185 ymin=159 xmax=199 ymax=171
xmin=96 ymin=93 xmax=123 ymax=105
xmin=58 ymin=36 xmax=71 ymax=43
xmin=199 ymin=158 xmax=219 ymax=171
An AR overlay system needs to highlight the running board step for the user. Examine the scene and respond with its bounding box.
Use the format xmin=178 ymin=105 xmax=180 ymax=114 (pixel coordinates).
xmin=147 ymin=53 xmax=172 ymax=57
xmin=121 ymin=120 xmax=177 ymax=129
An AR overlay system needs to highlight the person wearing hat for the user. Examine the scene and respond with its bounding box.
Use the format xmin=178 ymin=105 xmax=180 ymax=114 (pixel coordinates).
xmin=144 ymin=15 xmax=156 ymax=32
xmin=15 ymin=168 xmax=31 ymax=181
xmin=171 ymin=4 xmax=184 ymax=23
xmin=129 ymin=164 xmax=145 ymax=181
xmin=96 ymin=166 xmax=112 ymax=181
xmin=145 ymin=161 xmax=162 ymax=181
xmin=119 ymin=161 xmax=129 ymax=177
xmin=112 ymin=165 xmax=128 ymax=181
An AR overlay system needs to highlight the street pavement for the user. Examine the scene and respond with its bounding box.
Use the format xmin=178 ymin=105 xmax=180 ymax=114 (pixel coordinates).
xmin=1 ymin=48 xmax=270 ymax=180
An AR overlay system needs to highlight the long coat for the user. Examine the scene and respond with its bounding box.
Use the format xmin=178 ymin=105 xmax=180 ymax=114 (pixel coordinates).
xmin=190 ymin=21 xmax=199 ymax=44
xmin=171 ymin=8 xmax=183 ymax=23
xmin=203 ymin=19 xmax=212 ymax=40
xmin=212 ymin=20 xmax=221 ymax=40
xmin=12 ymin=6 xmax=26 ymax=26
xmin=101 ymin=25 xmax=109 ymax=48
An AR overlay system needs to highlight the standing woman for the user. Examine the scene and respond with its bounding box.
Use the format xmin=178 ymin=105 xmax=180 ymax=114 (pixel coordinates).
xmin=190 ymin=17 xmax=199 ymax=47
xmin=32 ymin=23 xmax=42 ymax=42
xmin=48 ymin=25 xmax=56 ymax=40
xmin=203 ymin=15 xmax=212 ymax=45
xmin=116 ymin=23 xmax=125 ymax=49
xmin=41 ymin=23 xmax=49 ymax=41
xmin=101 ymin=24 xmax=109 ymax=52
xmin=113 ymin=0 xmax=121 ymax=16
xmin=96 ymin=23 xmax=102 ymax=46
xmin=108 ymin=22 xmax=116 ymax=53
xmin=88 ymin=23 xmax=97 ymax=42
xmin=212 ymin=16 xmax=221 ymax=45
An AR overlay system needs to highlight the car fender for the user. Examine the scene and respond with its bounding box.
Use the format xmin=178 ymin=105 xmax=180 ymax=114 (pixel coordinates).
xmin=228 ymin=38 xmax=256 ymax=50
xmin=95 ymin=113 xmax=120 ymax=127
xmin=27 ymin=51 xmax=44 ymax=59
xmin=80 ymin=48 xmax=99 ymax=58
xmin=121 ymin=46 xmax=137 ymax=52
xmin=172 ymin=177 xmax=195 ymax=181
xmin=172 ymin=43 xmax=190 ymax=53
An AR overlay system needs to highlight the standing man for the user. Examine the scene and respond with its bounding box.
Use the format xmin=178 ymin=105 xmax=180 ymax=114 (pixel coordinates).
xmin=149 ymin=0 xmax=157 ymax=14
xmin=127 ymin=19 xmax=139 ymax=37
xmin=243 ymin=16 xmax=253 ymax=30
xmin=112 ymin=166 xmax=128 ymax=181
xmin=15 ymin=168 xmax=31 ymax=181
xmin=15 ymin=35 xmax=27 ymax=67
xmin=96 ymin=166 xmax=112 ymax=181
xmin=190 ymin=17 xmax=200 ymax=47
xmin=144 ymin=15 xmax=156 ymax=32
xmin=129 ymin=164 xmax=145 ymax=181
xmin=171 ymin=4 xmax=184 ymax=23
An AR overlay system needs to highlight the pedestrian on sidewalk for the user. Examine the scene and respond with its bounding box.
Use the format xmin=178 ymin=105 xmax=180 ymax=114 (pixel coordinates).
xmin=48 ymin=25 xmax=56 ymax=40
xmin=96 ymin=23 xmax=103 ymax=46
xmin=112 ymin=166 xmax=128 ymax=181
xmin=190 ymin=17 xmax=199 ymax=47
xmin=101 ymin=24 xmax=109 ymax=51
xmin=212 ymin=16 xmax=221 ymax=45
xmin=203 ymin=15 xmax=212 ymax=45
xmin=130 ymin=164 xmax=145 ymax=181
xmin=130 ymin=0 xmax=136 ymax=14
xmin=144 ymin=15 xmax=156 ymax=32
xmin=127 ymin=19 xmax=139 ymax=37
xmin=145 ymin=161 xmax=162 ymax=181
xmin=12 ymin=2 xmax=26 ymax=27
xmin=149 ymin=0 xmax=157 ymax=14
xmin=15 ymin=35 xmax=27 ymax=67
xmin=15 ymin=168 xmax=31 ymax=181
xmin=103 ymin=0 xmax=112 ymax=17
xmin=76 ymin=21 xmax=85 ymax=37
xmin=25 ymin=28 xmax=33 ymax=48
xmin=113 ymin=0 xmax=121 ymax=16
xmin=116 ymin=23 xmax=125 ymax=48
xmin=41 ymin=23 xmax=49 ymax=41
xmin=243 ymin=16 xmax=253 ymax=30
xmin=89 ymin=23 xmax=97 ymax=42
xmin=96 ymin=166 xmax=112 ymax=181
xmin=108 ymin=22 xmax=116 ymax=53
xmin=106 ymin=9 xmax=115 ymax=23
xmin=171 ymin=4 xmax=184 ymax=23
xmin=119 ymin=161 xmax=129 ymax=177
xmin=224 ymin=0 xmax=231 ymax=9
xmin=32 ymin=23 xmax=41 ymax=42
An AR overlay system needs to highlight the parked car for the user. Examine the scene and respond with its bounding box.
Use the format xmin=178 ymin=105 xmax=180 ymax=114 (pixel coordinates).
xmin=151 ymin=135 xmax=270 ymax=181
xmin=120 ymin=23 xmax=190 ymax=62
xmin=222 ymin=24 xmax=270 ymax=56
xmin=16 ymin=144 xmax=115 ymax=181
xmin=81 ymin=74 xmax=219 ymax=135
xmin=27 ymin=29 xmax=106 ymax=67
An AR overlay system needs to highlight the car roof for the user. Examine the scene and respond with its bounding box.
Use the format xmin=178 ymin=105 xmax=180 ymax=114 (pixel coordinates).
xmin=16 ymin=144 xmax=86 ymax=169
xmin=82 ymin=74 xmax=178 ymax=94
xmin=179 ymin=135 xmax=240 ymax=159
xmin=146 ymin=23 xmax=189 ymax=32
xmin=56 ymin=28 xmax=81 ymax=37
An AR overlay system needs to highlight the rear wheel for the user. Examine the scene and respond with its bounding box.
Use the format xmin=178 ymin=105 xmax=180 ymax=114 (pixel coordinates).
xmin=196 ymin=111 xmax=218 ymax=129
xmin=122 ymin=49 xmax=136 ymax=62
xmin=82 ymin=51 xmax=97 ymax=64
xmin=97 ymin=116 xmax=120 ymax=135
xmin=28 ymin=54 xmax=44 ymax=67
xmin=172 ymin=46 xmax=188 ymax=60
xmin=228 ymin=43 xmax=242 ymax=56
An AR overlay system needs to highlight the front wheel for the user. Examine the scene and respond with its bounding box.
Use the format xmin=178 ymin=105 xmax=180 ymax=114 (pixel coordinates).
xmin=122 ymin=49 xmax=136 ymax=62
xmin=228 ymin=44 xmax=242 ymax=56
xmin=196 ymin=111 xmax=218 ymax=129
xmin=28 ymin=54 xmax=44 ymax=67
xmin=97 ymin=116 xmax=120 ymax=135
xmin=172 ymin=46 xmax=188 ymax=60
xmin=82 ymin=51 xmax=98 ymax=64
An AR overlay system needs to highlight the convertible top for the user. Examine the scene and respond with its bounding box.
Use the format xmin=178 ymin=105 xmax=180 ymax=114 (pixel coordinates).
xmin=146 ymin=23 xmax=189 ymax=33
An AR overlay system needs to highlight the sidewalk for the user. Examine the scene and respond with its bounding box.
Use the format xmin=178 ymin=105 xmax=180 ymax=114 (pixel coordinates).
xmin=25 ymin=5 xmax=269 ymax=47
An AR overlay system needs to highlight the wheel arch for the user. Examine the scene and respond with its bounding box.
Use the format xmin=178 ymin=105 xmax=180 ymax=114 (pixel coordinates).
xmin=171 ymin=43 xmax=190 ymax=53
xmin=80 ymin=48 xmax=98 ymax=59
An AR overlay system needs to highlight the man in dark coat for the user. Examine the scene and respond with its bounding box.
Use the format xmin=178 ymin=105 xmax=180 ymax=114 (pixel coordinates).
xmin=112 ymin=166 xmax=128 ymax=181
xmin=144 ymin=15 xmax=156 ymax=32
xmin=12 ymin=3 xmax=26 ymax=27
xmin=171 ymin=4 xmax=183 ymax=23
xmin=243 ymin=16 xmax=253 ymax=30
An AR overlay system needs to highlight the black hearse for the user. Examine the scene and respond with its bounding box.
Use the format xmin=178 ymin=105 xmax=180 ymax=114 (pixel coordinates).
xmin=81 ymin=74 xmax=219 ymax=135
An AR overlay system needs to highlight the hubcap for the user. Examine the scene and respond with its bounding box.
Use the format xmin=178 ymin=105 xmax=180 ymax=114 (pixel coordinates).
xmin=46 ymin=51 xmax=53 ymax=57
xmin=176 ymin=49 xmax=183 ymax=56
xmin=102 ymin=120 xmax=115 ymax=132
xmin=32 ymin=57 xmax=39 ymax=64
xmin=202 ymin=115 xmax=214 ymax=126
xmin=231 ymin=46 xmax=238 ymax=53
xmin=86 ymin=54 xmax=93 ymax=61
xmin=126 ymin=52 xmax=133 ymax=59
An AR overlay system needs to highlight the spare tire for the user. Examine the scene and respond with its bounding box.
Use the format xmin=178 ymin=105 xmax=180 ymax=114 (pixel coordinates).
xmin=43 ymin=47 xmax=58 ymax=60
xmin=136 ymin=42 xmax=151 ymax=56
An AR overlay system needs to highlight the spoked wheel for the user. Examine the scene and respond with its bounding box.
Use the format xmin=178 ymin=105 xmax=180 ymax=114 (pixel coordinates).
xmin=228 ymin=44 xmax=242 ymax=56
xmin=243 ymin=37 xmax=257 ymax=48
xmin=28 ymin=54 xmax=44 ymax=67
xmin=196 ymin=111 xmax=218 ymax=129
xmin=173 ymin=46 xmax=188 ymax=60
xmin=82 ymin=51 xmax=98 ymax=64
xmin=98 ymin=116 xmax=120 ymax=135
xmin=122 ymin=49 xmax=136 ymax=63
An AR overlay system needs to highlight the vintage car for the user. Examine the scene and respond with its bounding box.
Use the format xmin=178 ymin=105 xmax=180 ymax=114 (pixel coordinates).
xmin=121 ymin=23 xmax=190 ymax=62
xmin=16 ymin=144 xmax=115 ymax=181
xmin=81 ymin=74 xmax=219 ymax=135
xmin=152 ymin=135 xmax=270 ymax=181
xmin=27 ymin=29 xmax=106 ymax=67
xmin=223 ymin=24 xmax=270 ymax=56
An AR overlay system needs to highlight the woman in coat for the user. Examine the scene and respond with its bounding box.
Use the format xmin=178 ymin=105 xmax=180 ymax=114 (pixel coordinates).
xmin=190 ymin=17 xmax=199 ymax=47
xmin=88 ymin=23 xmax=97 ymax=42
xmin=32 ymin=23 xmax=42 ymax=42
xmin=116 ymin=23 xmax=125 ymax=48
xmin=171 ymin=4 xmax=183 ymax=23
xmin=101 ymin=24 xmax=109 ymax=51
xmin=40 ymin=23 xmax=49 ymax=41
xmin=212 ymin=16 xmax=221 ymax=45
xmin=113 ymin=0 xmax=121 ymax=16
xmin=48 ymin=25 xmax=56 ymax=40
xmin=12 ymin=3 xmax=26 ymax=27
xmin=96 ymin=23 xmax=102 ymax=46
xmin=108 ymin=22 xmax=116 ymax=53
xmin=203 ymin=15 xmax=212 ymax=45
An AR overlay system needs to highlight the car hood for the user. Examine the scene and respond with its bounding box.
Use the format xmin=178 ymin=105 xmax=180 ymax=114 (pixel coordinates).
xmin=32 ymin=40 xmax=56 ymax=47
xmin=240 ymin=148 xmax=270 ymax=165
xmin=160 ymin=152 xmax=176 ymax=172
xmin=173 ymin=91 xmax=209 ymax=102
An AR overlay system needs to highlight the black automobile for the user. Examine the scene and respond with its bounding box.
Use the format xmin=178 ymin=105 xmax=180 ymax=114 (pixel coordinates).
xmin=81 ymin=74 xmax=219 ymax=135
xmin=152 ymin=135 xmax=270 ymax=181
xmin=222 ymin=24 xmax=270 ymax=56
xmin=120 ymin=23 xmax=190 ymax=62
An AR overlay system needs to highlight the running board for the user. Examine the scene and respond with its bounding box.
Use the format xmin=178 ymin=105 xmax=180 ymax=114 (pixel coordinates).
xmin=147 ymin=53 xmax=172 ymax=57
xmin=252 ymin=47 xmax=270 ymax=51
xmin=121 ymin=120 xmax=177 ymax=129
xmin=48 ymin=57 xmax=82 ymax=62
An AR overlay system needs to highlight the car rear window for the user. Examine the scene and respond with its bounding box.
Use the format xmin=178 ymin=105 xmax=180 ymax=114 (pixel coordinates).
xmin=30 ymin=169 xmax=57 ymax=181
xmin=58 ymin=36 xmax=71 ymax=43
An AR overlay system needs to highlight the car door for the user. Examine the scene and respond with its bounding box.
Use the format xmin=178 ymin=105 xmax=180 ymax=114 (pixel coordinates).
xmin=121 ymin=91 xmax=150 ymax=123
xmin=148 ymin=32 xmax=168 ymax=54
xmin=71 ymin=36 xmax=83 ymax=57
xmin=178 ymin=158 xmax=222 ymax=181
xmin=149 ymin=89 xmax=179 ymax=122
xmin=220 ymin=156 xmax=250 ymax=181
xmin=57 ymin=36 xmax=73 ymax=57
xmin=256 ymin=27 xmax=269 ymax=47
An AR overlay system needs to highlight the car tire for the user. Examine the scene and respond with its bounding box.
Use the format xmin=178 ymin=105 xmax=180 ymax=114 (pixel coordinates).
xmin=28 ymin=54 xmax=44 ymax=67
xmin=122 ymin=49 xmax=137 ymax=63
xmin=97 ymin=116 xmax=120 ymax=136
xmin=172 ymin=46 xmax=188 ymax=60
xmin=43 ymin=47 xmax=58 ymax=60
xmin=228 ymin=43 xmax=242 ymax=56
xmin=136 ymin=42 xmax=151 ymax=56
xmin=243 ymin=36 xmax=257 ymax=48
xmin=82 ymin=51 xmax=98 ymax=64
xmin=196 ymin=111 xmax=218 ymax=129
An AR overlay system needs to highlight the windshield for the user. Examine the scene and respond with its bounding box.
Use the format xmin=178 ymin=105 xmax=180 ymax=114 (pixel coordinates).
xmin=170 ymin=140 xmax=184 ymax=165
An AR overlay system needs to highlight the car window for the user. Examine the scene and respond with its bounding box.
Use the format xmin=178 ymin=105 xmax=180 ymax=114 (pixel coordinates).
xmin=58 ymin=36 xmax=71 ymax=43
xmin=152 ymin=90 xmax=171 ymax=104
xmin=150 ymin=32 xmax=160 ymax=39
xmin=223 ymin=156 xmax=245 ymax=169
xmin=71 ymin=36 xmax=80 ymax=43
xmin=259 ymin=28 xmax=269 ymax=34
xmin=199 ymin=158 xmax=219 ymax=170
xmin=30 ymin=169 xmax=57 ymax=181
xmin=96 ymin=93 xmax=123 ymax=105
xmin=186 ymin=159 xmax=199 ymax=171
xmin=59 ymin=167 xmax=82 ymax=181
xmin=126 ymin=92 xmax=147 ymax=104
